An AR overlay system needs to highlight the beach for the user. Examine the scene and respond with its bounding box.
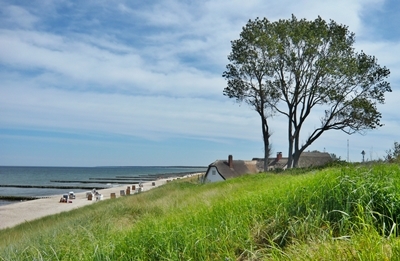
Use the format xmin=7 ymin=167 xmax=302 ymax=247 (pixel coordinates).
xmin=0 ymin=177 xmax=173 ymax=230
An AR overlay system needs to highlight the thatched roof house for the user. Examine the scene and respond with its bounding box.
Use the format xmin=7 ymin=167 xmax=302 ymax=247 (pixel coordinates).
xmin=256 ymin=151 xmax=332 ymax=171
xmin=204 ymin=152 xmax=332 ymax=183
xmin=203 ymin=155 xmax=259 ymax=183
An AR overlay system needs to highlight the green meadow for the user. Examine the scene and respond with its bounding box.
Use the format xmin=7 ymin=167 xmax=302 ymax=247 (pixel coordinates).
xmin=1 ymin=163 xmax=400 ymax=260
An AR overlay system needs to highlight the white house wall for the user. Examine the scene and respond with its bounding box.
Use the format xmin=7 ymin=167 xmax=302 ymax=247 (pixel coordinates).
xmin=204 ymin=166 xmax=224 ymax=183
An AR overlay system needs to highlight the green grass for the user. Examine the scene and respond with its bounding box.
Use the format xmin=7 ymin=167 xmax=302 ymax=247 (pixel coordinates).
xmin=1 ymin=164 xmax=400 ymax=260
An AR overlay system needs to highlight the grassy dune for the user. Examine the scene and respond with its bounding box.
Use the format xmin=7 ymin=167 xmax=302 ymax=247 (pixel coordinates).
xmin=1 ymin=164 xmax=400 ymax=260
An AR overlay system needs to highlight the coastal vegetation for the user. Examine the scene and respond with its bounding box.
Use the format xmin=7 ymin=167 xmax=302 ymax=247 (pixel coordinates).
xmin=1 ymin=163 xmax=400 ymax=260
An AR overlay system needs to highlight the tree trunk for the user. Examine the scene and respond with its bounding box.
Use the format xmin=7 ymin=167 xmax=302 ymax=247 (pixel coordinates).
xmin=261 ymin=115 xmax=271 ymax=172
xmin=287 ymin=117 xmax=294 ymax=169
xmin=292 ymin=150 xmax=300 ymax=168
xmin=287 ymin=142 xmax=293 ymax=169
xmin=292 ymin=129 xmax=301 ymax=168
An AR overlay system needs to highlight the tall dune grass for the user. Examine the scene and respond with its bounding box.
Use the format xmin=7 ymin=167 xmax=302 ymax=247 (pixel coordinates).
xmin=1 ymin=164 xmax=400 ymax=260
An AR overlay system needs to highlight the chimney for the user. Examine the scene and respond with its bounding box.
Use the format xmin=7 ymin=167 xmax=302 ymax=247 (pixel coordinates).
xmin=228 ymin=155 xmax=233 ymax=168
xmin=276 ymin=152 xmax=282 ymax=161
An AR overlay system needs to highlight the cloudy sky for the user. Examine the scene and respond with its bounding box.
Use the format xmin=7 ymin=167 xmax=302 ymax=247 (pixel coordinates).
xmin=1 ymin=0 xmax=399 ymax=166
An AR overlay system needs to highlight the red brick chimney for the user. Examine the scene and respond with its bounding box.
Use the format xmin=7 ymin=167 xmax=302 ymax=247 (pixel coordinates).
xmin=228 ymin=155 xmax=233 ymax=168
xmin=276 ymin=152 xmax=282 ymax=161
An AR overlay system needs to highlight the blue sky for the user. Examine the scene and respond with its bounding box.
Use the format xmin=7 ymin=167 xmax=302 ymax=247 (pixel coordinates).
xmin=0 ymin=0 xmax=399 ymax=166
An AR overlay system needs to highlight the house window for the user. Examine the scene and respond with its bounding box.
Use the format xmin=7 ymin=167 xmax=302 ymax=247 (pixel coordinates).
xmin=212 ymin=170 xmax=216 ymax=175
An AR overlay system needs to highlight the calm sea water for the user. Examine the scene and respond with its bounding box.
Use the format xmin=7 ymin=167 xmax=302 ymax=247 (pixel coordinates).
xmin=0 ymin=166 xmax=207 ymax=206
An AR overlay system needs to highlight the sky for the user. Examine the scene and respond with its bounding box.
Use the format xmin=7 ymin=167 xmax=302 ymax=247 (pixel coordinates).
xmin=0 ymin=0 xmax=399 ymax=167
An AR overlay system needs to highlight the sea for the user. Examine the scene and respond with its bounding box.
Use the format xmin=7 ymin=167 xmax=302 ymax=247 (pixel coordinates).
xmin=0 ymin=166 xmax=207 ymax=206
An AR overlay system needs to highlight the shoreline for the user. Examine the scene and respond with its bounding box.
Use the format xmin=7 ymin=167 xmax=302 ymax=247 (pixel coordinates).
xmin=0 ymin=173 xmax=202 ymax=230
xmin=0 ymin=169 xmax=206 ymax=206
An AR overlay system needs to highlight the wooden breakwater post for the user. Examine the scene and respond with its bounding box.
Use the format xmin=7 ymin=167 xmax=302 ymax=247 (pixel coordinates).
xmin=120 ymin=190 xmax=125 ymax=196
xmin=152 ymin=182 xmax=156 ymax=186
xmin=110 ymin=193 xmax=116 ymax=199
xmin=126 ymin=186 xmax=131 ymax=195
xmin=132 ymin=185 xmax=136 ymax=191
xmin=87 ymin=194 xmax=93 ymax=201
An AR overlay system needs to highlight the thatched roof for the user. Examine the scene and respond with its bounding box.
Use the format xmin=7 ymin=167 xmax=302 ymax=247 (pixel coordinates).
xmin=208 ymin=160 xmax=259 ymax=180
xmin=296 ymin=152 xmax=332 ymax=168
xmin=267 ymin=157 xmax=288 ymax=170
xmin=254 ymin=151 xmax=332 ymax=170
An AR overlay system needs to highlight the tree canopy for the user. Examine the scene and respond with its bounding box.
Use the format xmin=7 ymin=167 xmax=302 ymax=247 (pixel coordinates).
xmin=223 ymin=17 xmax=280 ymax=171
xmin=223 ymin=15 xmax=391 ymax=168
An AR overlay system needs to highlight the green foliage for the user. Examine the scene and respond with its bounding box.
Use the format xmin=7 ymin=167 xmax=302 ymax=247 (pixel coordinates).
xmin=2 ymin=165 xmax=400 ymax=260
xmin=224 ymin=15 xmax=391 ymax=168
xmin=385 ymin=141 xmax=400 ymax=163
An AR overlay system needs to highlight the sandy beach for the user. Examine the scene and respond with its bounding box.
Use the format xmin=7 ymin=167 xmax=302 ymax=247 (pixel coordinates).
xmin=0 ymin=177 xmax=175 ymax=230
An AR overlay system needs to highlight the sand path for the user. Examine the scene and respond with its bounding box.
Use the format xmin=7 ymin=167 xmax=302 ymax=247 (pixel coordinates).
xmin=0 ymin=178 xmax=173 ymax=230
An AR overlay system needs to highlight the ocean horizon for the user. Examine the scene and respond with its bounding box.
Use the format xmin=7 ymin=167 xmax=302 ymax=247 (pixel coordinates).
xmin=0 ymin=165 xmax=207 ymax=206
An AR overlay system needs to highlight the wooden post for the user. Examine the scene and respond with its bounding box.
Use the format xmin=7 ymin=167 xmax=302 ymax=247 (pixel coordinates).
xmin=110 ymin=193 xmax=116 ymax=199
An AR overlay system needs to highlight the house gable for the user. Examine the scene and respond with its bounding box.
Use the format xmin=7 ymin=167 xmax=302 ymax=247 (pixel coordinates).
xmin=203 ymin=155 xmax=260 ymax=183
xmin=203 ymin=165 xmax=224 ymax=183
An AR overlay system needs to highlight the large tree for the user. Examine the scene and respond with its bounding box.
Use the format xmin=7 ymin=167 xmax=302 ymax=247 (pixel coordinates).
xmin=223 ymin=23 xmax=279 ymax=171
xmin=224 ymin=15 xmax=391 ymax=168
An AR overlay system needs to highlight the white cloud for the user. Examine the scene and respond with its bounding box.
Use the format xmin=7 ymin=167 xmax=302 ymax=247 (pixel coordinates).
xmin=0 ymin=81 xmax=262 ymax=141
xmin=355 ymin=40 xmax=400 ymax=83
xmin=2 ymin=5 xmax=38 ymax=29
xmin=0 ymin=28 xmax=227 ymax=98
xmin=0 ymin=0 xmax=398 ymax=165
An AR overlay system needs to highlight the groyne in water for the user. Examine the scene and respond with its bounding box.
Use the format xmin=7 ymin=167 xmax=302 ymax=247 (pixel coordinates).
xmin=1 ymin=174 xmax=198 ymax=191
xmin=0 ymin=195 xmax=51 ymax=201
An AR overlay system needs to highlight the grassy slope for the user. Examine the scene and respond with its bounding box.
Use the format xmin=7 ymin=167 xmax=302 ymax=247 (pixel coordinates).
xmin=1 ymin=164 xmax=400 ymax=260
